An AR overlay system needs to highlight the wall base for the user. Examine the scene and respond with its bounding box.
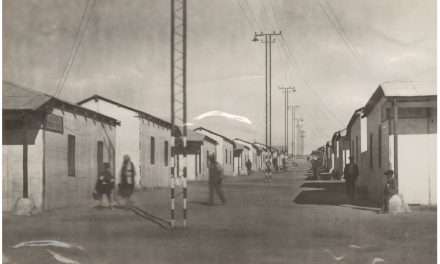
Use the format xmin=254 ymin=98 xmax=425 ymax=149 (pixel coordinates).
xmin=10 ymin=198 xmax=39 ymax=216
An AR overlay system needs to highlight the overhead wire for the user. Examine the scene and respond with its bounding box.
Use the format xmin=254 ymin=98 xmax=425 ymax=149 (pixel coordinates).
xmin=236 ymin=0 xmax=257 ymax=31
xmin=316 ymin=0 xmax=374 ymax=81
xmin=56 ymin=0 xmax=97 ymax=97
xmin=243 ymin=0 xmax=262 ymax=32
xmin=54 ymin=0 xmax=91 ymax=96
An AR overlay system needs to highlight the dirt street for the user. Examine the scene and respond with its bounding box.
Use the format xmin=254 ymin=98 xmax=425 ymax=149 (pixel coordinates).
xmin=3 ymin=159 xmax=436 ymax=264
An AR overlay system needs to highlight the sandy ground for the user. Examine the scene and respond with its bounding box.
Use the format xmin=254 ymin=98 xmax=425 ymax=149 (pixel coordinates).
xmin=3 ymin=159 xmax=436 ymax=264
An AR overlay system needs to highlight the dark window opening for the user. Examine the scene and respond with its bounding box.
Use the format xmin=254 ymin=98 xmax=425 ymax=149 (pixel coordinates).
xmin=150 ymin=137 xmax=155 ymax=164
xmin=370 ymin=133 xmax=373 ymax=169
xmin=68 ymin=134 xmax=75 ymax=176
xmin=378 ymin=126 xmax=382 ymax=168
xmin=164 ymin=141 xmax=169 ymax=166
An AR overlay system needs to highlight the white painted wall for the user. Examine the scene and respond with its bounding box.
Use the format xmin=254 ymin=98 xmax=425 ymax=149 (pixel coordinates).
xmin=398 ymin=134 xmax=436 ymax=205
xmin=3 ymin=129 xmax=44 ymax=212
xmin=81 ymin=100 xmax=141 ymax=186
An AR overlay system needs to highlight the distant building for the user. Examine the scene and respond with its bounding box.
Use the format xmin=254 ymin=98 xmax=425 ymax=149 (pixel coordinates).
xmin=233 ymin=142 xmax=249 ymax=175
xmin=346 ymin=107 xmax=367 ymax=187
xmin=193 ymin=127 xmax=234 ymax=176
xmin=176 ymin=130 xmax=217 ymax=181
xmin=233 ymin=138 xmax=258 ymax=171
xmin=360 ymin=82 xmax=437 ymax=205
xmin=3 ymin=81 xmax=119 ymax=213
xmin=331 ymin=129 xmax=350 ymax=179
xmin=78 ymin=95 xmax=172 ymax=188
xmin=252 ymin=142 xmax=268 ymax=170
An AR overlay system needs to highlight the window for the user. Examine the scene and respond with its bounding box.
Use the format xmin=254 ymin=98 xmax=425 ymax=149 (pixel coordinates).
xmin=230 ymin=150 xmax=232 ymax=164
xmin=199 ymin=153 xmax=202 ymax=173
xmin=351 ymin=140 xmax=354 ymax=155
xmin=97 ymin=141 xmax=103 ymax=176
xmin=378 ymin=126 xmax=382 ymax=168
xmin=164 ymin=141 xmax=169 ymax=166
xmin=225 ymin=149 xmax=228 ymax=164
xmin=68 ymin=135 xmax=75 ymax=176
xmin=356 ymin=136 xmax=359 ymax=163
xmin=150 ymin=137 xmax=155 ymax=164
xmin=206 ymin=151 xmax=209 ymax=166
xmin=369 ymin=133 xmax=373 ymax=169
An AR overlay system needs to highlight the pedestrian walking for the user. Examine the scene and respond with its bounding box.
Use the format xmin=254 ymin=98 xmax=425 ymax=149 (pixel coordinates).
xmin=282 ymin=156 xmax=287 ymax=173
xmin=118 ymin=155 xmax=136 ymax=207
xmin=272 ymin=155 xmax=279 ymax=173
xmin=245 ymin=159 xmax=252 ymax=175
xmin=208 ymin=155 xmax=226 ymax=205
xmin=265 ymin=158 xmax=272 ymax=182
xmin=343 ymin=156 xmax=359 ymax=200
xmin=94 ymin=162 xmax=115 ymax=209
xmin=383 ymin=170 xmax=398 ymax=213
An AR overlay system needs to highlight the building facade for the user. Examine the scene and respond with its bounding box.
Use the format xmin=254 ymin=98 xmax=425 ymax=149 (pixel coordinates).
xmin=361 ymin=83 xmax=437 ymax=205
xmin=179 ymin=130 xmax=217 ymax=181
xmin=78 ymin=95 xmax=172 ymax=188
xmin=193 ymin=127 xmax=234 ymax=176
xmin=3 ymin=82 xmax=118 ymax=213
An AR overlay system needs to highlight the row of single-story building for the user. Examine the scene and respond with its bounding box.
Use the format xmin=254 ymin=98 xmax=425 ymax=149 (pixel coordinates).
xmin=311 ymin=82 xmax=436 ymax=205
xmin=3 ymin=81 xmax=280 ymax=214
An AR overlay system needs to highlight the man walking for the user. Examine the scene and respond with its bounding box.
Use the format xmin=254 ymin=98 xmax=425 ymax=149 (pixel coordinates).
xmin=245 ymin=159 xmax=252 ymax=175
xmin=208 ymin=155 xmax=226 ymax=205
xmin=343 ymin=156 xmax=359 ymax=200
xmin=265 ymin=158 xmax=272 ymax=183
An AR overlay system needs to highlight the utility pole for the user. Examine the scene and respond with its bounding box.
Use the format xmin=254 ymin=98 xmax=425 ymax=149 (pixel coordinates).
xmin=279 ymin=86 xmax=295 ymax=154
xmin=171 ymin=0 xmax=187 ymax=229
xmin=289 ymin=105 xmax=299 ymax=156
xmin=296 ymin=118 xmax=303 ymax=155
xmin=252 ymin=31 xmax=281 ymax=153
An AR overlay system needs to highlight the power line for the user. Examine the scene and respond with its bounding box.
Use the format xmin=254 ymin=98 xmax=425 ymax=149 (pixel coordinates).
xmin=261 ymin=0 xmax=277 ymax=30
xmin=269 ymin=0 xmax=283 ymax=31
xmin=236 ymin=0 xmax=256 ymax=30
xmin=243 ymin=0 xmax=262 ymax=32
xmin=264 ymin=0 xmax=346 ymax=127
xmin=54 ymin=0 xmax=91 ymax=96
xmin=316 ymin=0 xmax=373 ymax=80
xmin=56 ymin=0 xmax=97 ymax=97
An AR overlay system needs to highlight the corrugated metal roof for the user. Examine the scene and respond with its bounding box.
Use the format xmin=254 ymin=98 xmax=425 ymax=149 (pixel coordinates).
xmin=3 ymin=81 xmax=51 ymax=110
xmin=77 ymin=95 xmax=171 ymax=128
xmin=3 ymin=81 xmax=120 ymax=125
xmin=380 ymin=82 xmax=437 ymax=97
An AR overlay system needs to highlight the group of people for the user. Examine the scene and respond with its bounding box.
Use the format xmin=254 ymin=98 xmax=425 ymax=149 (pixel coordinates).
xmin=342 ymin=156 xmax=398 ymax=213
xmin=93 ymin=155 xmax=136 ymax=209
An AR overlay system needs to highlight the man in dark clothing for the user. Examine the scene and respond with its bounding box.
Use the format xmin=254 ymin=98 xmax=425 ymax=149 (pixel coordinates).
xmin=272 ymin=155 xmax=279 ymax=173
xmin=245 ymin=159 xmax=252 ymax=175
xmin=95 ymin=162 xmax=115 ymax=209
xmin=208 ymin=155 xmax=226 ymax=205
xmin=343 ymin=156 xmax=359 ymax=200
xmin=383 ymin=170 xmax=398 ymax=212
xmin=118 ymin=154 xmax=136 ymax=207
xmin=265 ymin=158 xmax=272 ymax=183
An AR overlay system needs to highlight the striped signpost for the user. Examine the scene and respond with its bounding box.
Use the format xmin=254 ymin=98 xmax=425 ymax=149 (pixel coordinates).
xmin=170 ymin=0 xmax=187 ymax=229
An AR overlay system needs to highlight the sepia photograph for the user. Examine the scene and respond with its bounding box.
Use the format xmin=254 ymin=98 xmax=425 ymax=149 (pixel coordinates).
xmin=2 ymin=0 xmax=437 ymax=263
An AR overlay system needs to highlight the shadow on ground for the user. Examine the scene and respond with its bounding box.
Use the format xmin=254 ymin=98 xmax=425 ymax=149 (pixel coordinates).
xmin=304 ymin=172 xmax=333 ymax=181
xmin=293 ymin=182 xmax=380 ymax=212
xmin=121 ymin=206 xmax=171 ymax=230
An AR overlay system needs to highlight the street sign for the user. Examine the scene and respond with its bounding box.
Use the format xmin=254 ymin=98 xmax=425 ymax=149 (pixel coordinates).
xmin=44 ymin=113 xmax=63 ymax=133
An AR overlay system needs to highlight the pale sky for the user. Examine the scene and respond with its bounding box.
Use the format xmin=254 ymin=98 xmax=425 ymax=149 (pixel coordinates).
xmin=3 ymin=0 xmax=437 ymax=153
